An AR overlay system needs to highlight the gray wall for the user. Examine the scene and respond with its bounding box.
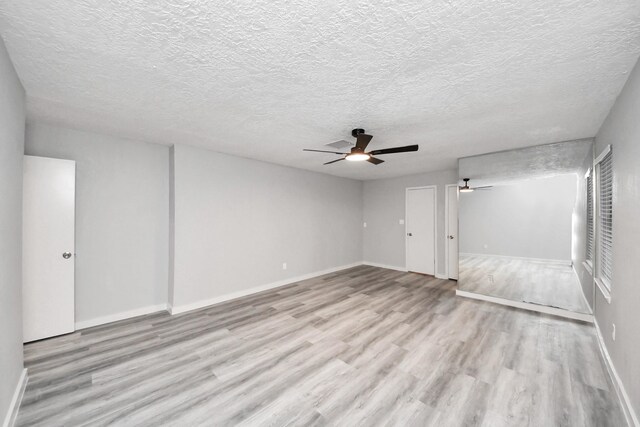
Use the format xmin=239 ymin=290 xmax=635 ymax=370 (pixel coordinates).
xmin=362 ymin=169 xmax=458 ymax=276
xmin=171 ymin=144 xmax=363 ymax=308
xmin=594 ymin=56 xmax=640 ymax=418
xmin=25 ymin=122 xmax=169 ymax=324
xmin=459 ymin=174 xmax=577 ymax=261
xmin=0 ymin=36 xmax=25 ymax=422
xmin=572 ymin=147 xmax=595 ymax=309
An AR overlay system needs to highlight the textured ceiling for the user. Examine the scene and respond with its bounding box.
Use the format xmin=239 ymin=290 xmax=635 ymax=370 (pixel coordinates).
xmin=458 ymin=138 xmax=593 ymax=187
xmin=1 ymin=1 xmax=639 ymax=180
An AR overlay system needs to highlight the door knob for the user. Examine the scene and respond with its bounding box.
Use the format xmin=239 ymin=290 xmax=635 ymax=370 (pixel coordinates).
xmin=448 ymin=235 xmax=455 ymax=239
xmin=62 ymin=252 xmax=72 ymax=259
xmin=407 ymin=233 xmax=413 ymax=236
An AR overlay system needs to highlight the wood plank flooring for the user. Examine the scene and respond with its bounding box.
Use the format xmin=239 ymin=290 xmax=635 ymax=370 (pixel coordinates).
xmin=459 ymin=255 xmax=591 ymax=314
xmin=17 ymin=265 xmax=624 ymax=426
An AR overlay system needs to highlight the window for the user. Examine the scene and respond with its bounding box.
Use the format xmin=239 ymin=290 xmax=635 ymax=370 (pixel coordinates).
xmin=586 ymin=170 xmax=594 ymax=266
xmin=595 ymin=145 xmax=613 ymax=300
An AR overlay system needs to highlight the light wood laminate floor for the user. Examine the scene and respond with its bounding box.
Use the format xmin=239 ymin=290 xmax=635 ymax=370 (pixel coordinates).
xmin=18 ymin=265 xmax=623 ymax=426
xmin=459 ymin=255 xmax=591 ymax=314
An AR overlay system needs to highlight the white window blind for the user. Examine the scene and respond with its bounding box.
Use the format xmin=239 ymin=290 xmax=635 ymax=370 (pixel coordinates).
xmin=597 ymin=149 xmax=613 ymax=288
xmin=586 ymin=173 xmax=594 ymax=264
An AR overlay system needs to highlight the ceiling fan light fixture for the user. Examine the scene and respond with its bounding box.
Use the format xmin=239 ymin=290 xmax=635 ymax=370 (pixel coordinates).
xmin=460 ymin=178 xmax=474 ymax=192
xmin=345 ymin=153 xmax=370 ymax=162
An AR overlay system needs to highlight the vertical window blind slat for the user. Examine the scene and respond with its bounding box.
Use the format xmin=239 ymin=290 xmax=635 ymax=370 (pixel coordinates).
xmin=586 ymin=174 xmax=594 ymax=262
xmin=597 ymin=150 xmax=613 ymax=287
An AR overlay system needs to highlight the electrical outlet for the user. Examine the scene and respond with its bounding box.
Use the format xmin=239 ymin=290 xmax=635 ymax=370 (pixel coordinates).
xmin=488 ymin=275 xmax=494 ymax=283
xmin=282 ymin=262 xmax=287 ymax=271
xmin=612 ymin=323 xmax=616 ymax=341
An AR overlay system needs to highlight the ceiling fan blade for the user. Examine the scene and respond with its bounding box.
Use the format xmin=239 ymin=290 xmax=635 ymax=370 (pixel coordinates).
xmin=355 ymin=133 xmax=373 ymax=150
xmin=323 ymin=158 xmax=345 ymax=165
xmin=473 ymin=186 xmax=493 ymax=190
xmin=303 ymin=149 xmax=348 ymax=155
xmin=367 ymin=157 xmax=384 ymax=165
xmin=369 ymin=145 xmax=419 ymax=155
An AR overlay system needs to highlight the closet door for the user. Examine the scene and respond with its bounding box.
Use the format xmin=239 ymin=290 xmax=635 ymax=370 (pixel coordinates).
xmin=406 ymin=187 xmax=436 ymax=275
xmin=23 ymin=155 xmax=76 ymax=342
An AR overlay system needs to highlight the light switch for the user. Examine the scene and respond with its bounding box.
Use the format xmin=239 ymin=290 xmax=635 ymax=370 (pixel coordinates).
xmin=399 ymin=219 xmax=405 ymax=225
xmin=363 ymin=222 xmax=367 ymax=228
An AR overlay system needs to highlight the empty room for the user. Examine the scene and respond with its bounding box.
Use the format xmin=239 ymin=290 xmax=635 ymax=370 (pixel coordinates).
xmin=1 ymin=1 xmax=639 ymax=426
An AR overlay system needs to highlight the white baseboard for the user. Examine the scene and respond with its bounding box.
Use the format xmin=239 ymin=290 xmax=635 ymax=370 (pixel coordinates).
xmin=594 ymin=320 xmax=639 ymax=427
xmin=572 ymin=264 xmax=593 ymax=313
xmin=75 ymin=303 xmax=169 ymax=330
xmin=459 ymin=252 xmax=572 ymax=266
xmin=362 ymin=262 xmax=446 ymax=279
xmin=2 ymin=369 xmax=27 ymax=427
xmin=362 ymin=262 xmax=407 ymax=272
xmin=170 ymin=262 xmax=363 ymax=315
xmin=455 ymin=289 xmax=593 ymax=323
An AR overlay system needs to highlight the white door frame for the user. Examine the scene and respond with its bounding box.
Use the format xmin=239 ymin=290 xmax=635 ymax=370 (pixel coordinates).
xmin=445 ymin=183 xmax=458 ymax=280
xmin=405 ymin=185 xmax=437 ymax=275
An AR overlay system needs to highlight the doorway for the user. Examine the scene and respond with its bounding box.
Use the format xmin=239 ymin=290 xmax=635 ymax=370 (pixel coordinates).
xmin=405 ymin=186 xmax=436 ymax=275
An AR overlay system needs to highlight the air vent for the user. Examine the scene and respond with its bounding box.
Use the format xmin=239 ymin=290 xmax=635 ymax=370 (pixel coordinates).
xmin=325 ymin=139 xmax=353 ymax=150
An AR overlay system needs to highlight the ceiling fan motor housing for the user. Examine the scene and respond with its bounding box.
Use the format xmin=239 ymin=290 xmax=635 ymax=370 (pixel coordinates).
xmin=351 ymin=128 xmax=366 ymax=138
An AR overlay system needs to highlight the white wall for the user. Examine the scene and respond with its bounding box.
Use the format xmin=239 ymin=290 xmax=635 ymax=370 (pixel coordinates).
xmin=593 ymin=55 xmax=640 ymax=422
xmin=25 ymin=122 xmax=169 ymax=326
xmin=362 ymin=169 xmax=457 ymax=276
xmin=459 ymin=174 xmax=577 ymax=261
xmin=0 ymin=35 xmax=25 ymax=423
xmin=170 ymin=144 xmax=363 ymax=310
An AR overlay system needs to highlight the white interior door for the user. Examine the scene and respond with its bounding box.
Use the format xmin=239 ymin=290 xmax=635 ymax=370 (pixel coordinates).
xmin=447 ymin=185 xmax=459 ymax=279
xmin=23 ymin=155 xmax=76 ymax=342
xmin=406 ymin=187 xmax=436 ymax=275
